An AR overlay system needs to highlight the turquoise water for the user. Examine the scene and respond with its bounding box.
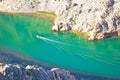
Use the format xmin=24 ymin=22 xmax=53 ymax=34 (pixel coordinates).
xmin=0 ymin=13 xmax=120 ymax=77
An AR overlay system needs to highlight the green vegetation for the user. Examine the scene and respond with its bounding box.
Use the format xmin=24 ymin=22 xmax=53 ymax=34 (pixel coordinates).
xmin=0 ymin=0 xmax=2 ymax=2
xmin=72 ymin=3 xmax=78 ymax=7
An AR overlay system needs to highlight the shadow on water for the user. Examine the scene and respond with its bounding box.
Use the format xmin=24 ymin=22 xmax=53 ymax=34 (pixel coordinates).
xmin=0 ymin=48 xmax=120 ymax=80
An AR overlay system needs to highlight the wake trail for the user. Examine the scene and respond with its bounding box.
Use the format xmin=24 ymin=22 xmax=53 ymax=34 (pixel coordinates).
xmin=36 ymin=35 xmax=66 ymax=45
xmin=36 ymin=35 xmax=82 ymax=48
xmin=36 ymin=35 xmax=93 ymax=50
xmin=36 ymin=35 xmax=120 ymax=64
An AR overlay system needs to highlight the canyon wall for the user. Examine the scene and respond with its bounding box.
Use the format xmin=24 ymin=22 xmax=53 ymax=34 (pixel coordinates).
xmin=0 ymin=0 xmax=120 ymax=40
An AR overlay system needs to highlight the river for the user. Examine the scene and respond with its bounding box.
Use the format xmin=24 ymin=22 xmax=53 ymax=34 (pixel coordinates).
xmin=0 ymin=13 xmax=120 ymax=77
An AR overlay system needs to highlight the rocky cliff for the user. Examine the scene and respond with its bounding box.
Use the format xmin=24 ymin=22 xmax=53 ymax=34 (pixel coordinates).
xmin=0 ymin=0 xmax=120 ymax=40
xmin=0 ymin=63 xmax=75 ymax=80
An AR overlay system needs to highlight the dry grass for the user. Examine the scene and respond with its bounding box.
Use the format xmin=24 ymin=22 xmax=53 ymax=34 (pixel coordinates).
xmin=0 ymin=11 xmax=57 ymax=23
xmin=70 ymin=30 xmax=89 ymax=39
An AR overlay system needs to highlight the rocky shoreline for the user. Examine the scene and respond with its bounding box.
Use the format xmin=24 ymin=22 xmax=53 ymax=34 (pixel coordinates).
xmin=0 ymin=0 xmax=120 ymax=80
xmin=0 ymin=63 xmax=75 ymax=80
xmin=0 ymin=0 xmax=120 ymax=40
xmin=0 ymin=51 xmax=120 ymax=80
xmin=0 ymin=50 xmax=75 ymax=80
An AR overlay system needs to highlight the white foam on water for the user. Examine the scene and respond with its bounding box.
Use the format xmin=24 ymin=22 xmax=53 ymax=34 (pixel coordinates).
xmin=36 ymin=35 xmax=66 ymax=45
xmin=36 ymin=35 xmax=120 ymax=64
xmin=36 ymin=35 xmax=94 ymax=49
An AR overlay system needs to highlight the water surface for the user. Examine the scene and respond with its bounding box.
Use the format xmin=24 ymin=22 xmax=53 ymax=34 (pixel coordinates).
xmin=0 ymin=13 xmax=120 ymax=77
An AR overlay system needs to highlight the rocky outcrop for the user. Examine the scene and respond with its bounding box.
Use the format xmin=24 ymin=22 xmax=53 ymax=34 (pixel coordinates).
xmin=52 ymin=0 xmax=120 ymax=40
xmin=0 ymin=0 xmax=120 ymax=40
xmin=0 ymin=63 xmax=75 ymax=80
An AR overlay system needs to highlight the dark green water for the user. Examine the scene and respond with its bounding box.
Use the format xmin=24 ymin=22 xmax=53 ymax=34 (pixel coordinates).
xmin=0 ymin=13 xmax=120 ymax=77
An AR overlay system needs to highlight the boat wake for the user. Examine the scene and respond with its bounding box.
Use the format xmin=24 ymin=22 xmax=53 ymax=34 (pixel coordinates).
xmin=36 ymin=35 xmax=93 ymax=49
xmin=36 ymin=35 xmax=66 ymax=45
xmin=36 ymin=35 xmax=120 ymax=64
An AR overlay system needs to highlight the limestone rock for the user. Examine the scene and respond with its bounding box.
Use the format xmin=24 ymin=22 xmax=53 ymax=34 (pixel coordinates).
xmin=0 ymin=0 xmax=120 ymax=40
xmin=0 ymin=63 xmax=76 ymax=80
